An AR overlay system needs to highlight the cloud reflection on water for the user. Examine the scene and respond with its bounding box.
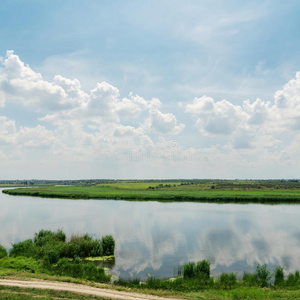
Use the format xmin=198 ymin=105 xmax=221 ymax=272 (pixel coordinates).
xmin=1 ymin=189 xmax=300 ymax=279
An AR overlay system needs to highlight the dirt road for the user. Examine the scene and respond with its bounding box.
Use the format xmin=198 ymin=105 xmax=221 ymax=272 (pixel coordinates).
xmin=0 ymin=279 xmax=180 ymax=300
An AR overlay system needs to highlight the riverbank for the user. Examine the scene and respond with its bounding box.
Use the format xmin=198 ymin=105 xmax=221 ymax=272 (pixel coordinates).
xmin=1 ymin=269 xmax=300 ymax=299
xmin=2 ymin=229 xmax=300 ymax=299
xmin=3 ymin=179 xmax=300 ymax=203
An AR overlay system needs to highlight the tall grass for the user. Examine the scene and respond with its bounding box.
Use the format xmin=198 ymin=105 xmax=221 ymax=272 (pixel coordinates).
xmin=114 ymin=262 xmax=300 ymax=291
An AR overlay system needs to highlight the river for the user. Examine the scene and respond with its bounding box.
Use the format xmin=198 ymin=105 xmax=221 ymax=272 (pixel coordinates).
xmin=1 ymin=188 xmax=300 ymax=279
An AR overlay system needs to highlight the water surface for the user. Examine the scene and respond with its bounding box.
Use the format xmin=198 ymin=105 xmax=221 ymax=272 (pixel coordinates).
xmin=1 ymin=188 xmax=300 ymax=279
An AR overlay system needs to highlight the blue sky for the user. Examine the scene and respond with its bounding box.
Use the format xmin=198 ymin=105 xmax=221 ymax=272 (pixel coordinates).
xmin=0 ymin=0 xmax=300 ymax=179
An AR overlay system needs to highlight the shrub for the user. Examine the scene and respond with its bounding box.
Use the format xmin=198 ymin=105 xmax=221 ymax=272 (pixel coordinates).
xmin=218 ymin=272 xmax=237 ymax=289
xmin=56 ymin=257 xmax=70 ymax=275
xmin=0 ymin=257 xmax=40 ymax=273
xmin=256 ymin=263 xmax=271 ymax=287
xmin=243 ymin=272 xmax=259 ymax=287
xmin=183 ymin=262 xmax=195 ymax=279
xmin=64 ymin=234 xmax=104 ymax=258
xmin=296 ymin=271 xmax=300 ymax=281
xmin=101 ymin=235 xmax=115 ymax=256
xmin=47 ymin=249 xmax=59 ymax=264
xmin=286 ymin=271 xmax=300 ymax=287
xmin=0 ymin=244 xmax=7 ymax=258
xmin=9 ymin=239 xmax=35 ymax=257
xmin=34 ymin=229 xmax=66 ymax=247
xmin=195 ymin=260 xmax=210 ymax=279
xmin=286 ymin=273 xmax=296 ymax=286
xmin=83 ymin=262 xmax=98 ymax=280
xmin=274 ymin=266 xmax=284 ymax=286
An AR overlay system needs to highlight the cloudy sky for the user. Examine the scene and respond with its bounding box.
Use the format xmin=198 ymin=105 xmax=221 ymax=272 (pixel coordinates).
xmin=0 ymin=0 xmax=300 ymax=180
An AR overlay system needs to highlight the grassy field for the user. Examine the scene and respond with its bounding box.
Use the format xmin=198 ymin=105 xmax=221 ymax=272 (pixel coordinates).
xmin=0 ymin=285 xmax=107 ymax=300
xmin=3 ymin=179 xmax=300 ymax=203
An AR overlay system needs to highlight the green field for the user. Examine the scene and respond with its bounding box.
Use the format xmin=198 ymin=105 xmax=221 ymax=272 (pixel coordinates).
xmin=0 ymin=285 xmax=107 ymax=300
xmin=3 ymin=179 xmax=300 ymax=203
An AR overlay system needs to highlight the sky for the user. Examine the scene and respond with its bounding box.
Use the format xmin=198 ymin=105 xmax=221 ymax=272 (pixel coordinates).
xmin=0 ymin=0 xmax=300 ymax=180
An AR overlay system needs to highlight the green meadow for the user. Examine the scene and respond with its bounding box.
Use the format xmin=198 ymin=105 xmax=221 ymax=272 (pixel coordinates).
xmin=3 ymin=179 xmax=300 ymax=203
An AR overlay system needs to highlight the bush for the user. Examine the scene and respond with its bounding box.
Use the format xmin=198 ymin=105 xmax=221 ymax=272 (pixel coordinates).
xmin=0 ymin=244 xmax=7 ymax=258
xmin=218 ymin=272 xmax=237 ymax=289
xmin=34 ymin=229 xmax=66 ymax=247
xmin=274 ymin=266 xmax=284 ymax=286
xmin=243 ymin=272 xmax=259 ymax=287
xmin=195 ymin=260 xmax=210 ymax=279
xmin=35 ymin=241 xmax=66 ymax=263
xmin=7 ymin=230 xmax=114 ymax=283
xmin=286 ymin=271 xmax=300 ymax=287
xmin=0 ymin=257 xmax=40 ymax=273
xmin=286 ymin=273 xmax=296 ymax=286
xmin=9 ymin=239 xmax=35 ymax=257
xmin=101 ymin=235 xmax=115 ymax=256
xmin=296 ymin=271 xmax=300 ymax=283
xmin=10 ymin=230 xmax=114 ymax=260
xmin=182 ymin=260 xmax=211 ymax=280
xmin=83 ymin=262 xmax=98 ymax=280
xmin=63 ymin=234 xmax=104 ymax=258
xmin=183 ymin=262 xmax=195 ymax=279
xmin=256 ymin=263 xmax=271 ymax=287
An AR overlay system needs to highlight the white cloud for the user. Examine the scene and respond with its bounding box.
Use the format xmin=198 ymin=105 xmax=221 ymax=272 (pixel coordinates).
xmin=17 ymin=125 xmax=55 ymax=149
xmin=0 ymin=116 xmax=16 ymax=145
xmin=186 ymin=96 xmax=245 ymax=135
xmin=148 ymin=108 xmax=185 ymax=135
xmin=0 ymin=51 xmax=79 ymax=111
xmin=1 ymin=50 xmax=300 ymax=179
xmin=273 ymin=72 xmax=300 ymax=130
xmin=185 ymin=72 xmax=300 ymax=155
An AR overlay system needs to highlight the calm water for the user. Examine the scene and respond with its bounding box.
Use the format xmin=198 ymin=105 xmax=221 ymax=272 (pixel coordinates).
xmin=1 ymin=188 xmax=300 ymax=279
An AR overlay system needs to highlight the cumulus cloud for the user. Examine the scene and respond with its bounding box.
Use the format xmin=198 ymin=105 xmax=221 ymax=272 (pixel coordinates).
xmin=148 ymin=108 xmax=185 ymax=135
xmin=1 ymin=50 xmax=300 ymax=178
xmin=17 ymin=125 xmax=56 ymax=149
xmin=0 ymin=51 xmax=186 ymax=168
xmin=0 ymin=116 xmax=16 ymax=145
xmin=185 ymin=72 xmax=300 ymax=153
xmin=186 ymin=96 xmax=245 ymax=135
xmin=0 ymin=51 xmax=78 ymax=110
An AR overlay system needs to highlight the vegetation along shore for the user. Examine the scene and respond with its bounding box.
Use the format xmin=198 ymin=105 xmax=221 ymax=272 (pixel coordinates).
xmin=3 ymin=179 xmax=300 ymax=203
xmin=2 ymin=230 xmax=300 ymax=299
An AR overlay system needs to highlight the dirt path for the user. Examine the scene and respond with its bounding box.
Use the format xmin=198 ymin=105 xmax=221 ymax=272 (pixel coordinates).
xmin=0 ymin=279 xmax=180 ymax=300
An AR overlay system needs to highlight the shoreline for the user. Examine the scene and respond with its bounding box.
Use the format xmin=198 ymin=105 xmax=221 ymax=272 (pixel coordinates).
xmin=3 ymin=186 xmax=300 ymax=204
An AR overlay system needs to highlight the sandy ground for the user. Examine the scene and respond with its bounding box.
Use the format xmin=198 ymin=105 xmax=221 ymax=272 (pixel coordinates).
xmin=0 ymin=279 xmax=180 ymax=300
